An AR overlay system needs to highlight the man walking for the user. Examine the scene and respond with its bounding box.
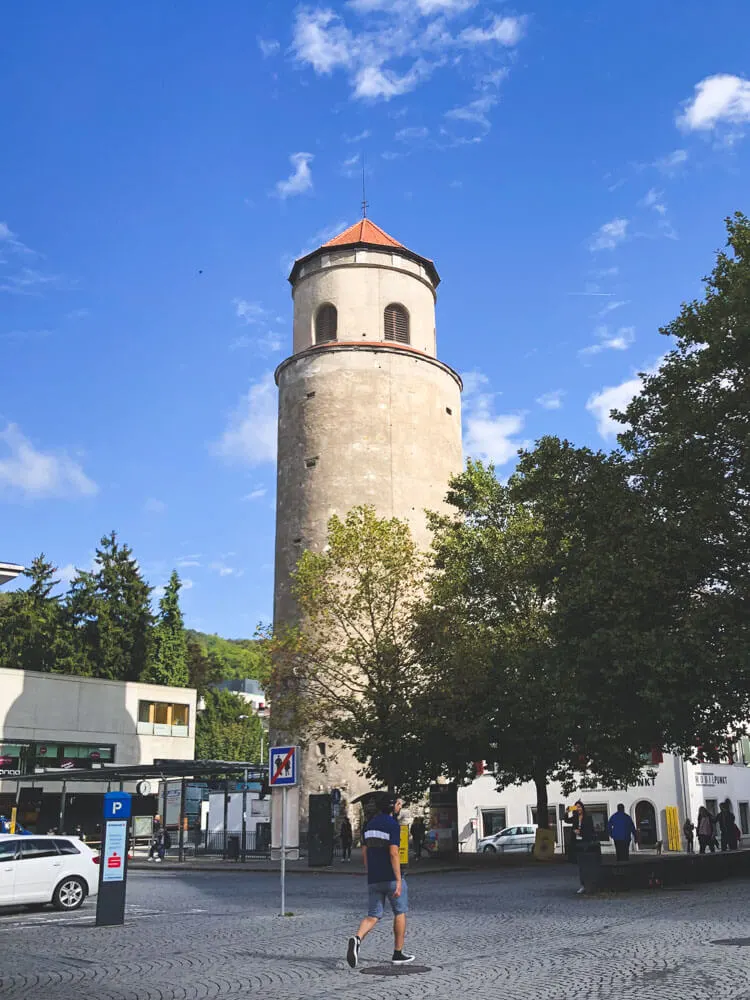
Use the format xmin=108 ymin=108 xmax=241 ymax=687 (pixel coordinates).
xmin=607 ymin=804 xmax=638 ymax=861
xmin=346 ymin=793 xmax=414 ymax=969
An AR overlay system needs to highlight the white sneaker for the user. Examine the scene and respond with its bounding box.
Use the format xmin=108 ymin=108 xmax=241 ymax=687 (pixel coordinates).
xmin=576 ymin=886 xmax=585 ymax=894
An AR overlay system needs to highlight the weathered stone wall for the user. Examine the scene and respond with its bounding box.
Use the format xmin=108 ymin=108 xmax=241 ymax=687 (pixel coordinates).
xmin=292 ymin=249 xmax=437 ymax=356
xmin=272 ymin=344 xmax=463 ymax=816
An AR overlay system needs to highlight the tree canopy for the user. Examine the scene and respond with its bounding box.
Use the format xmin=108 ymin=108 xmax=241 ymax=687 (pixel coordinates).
xmin=266 ymin=505 xmax=430 ymax=795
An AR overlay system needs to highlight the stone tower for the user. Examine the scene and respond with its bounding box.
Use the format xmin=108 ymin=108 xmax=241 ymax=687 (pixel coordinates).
xmin=272 ymin=219 xmax=463 ymax=821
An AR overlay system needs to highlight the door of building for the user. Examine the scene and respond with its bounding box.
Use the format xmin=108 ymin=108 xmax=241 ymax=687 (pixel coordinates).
xmin=635 ymin=801 xmax=657 ymax=847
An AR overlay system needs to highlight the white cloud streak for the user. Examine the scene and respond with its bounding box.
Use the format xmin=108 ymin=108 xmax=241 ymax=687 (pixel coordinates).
xmin=275 ymin=153 xmax=314 ymax=198
xmin=580 ymin=325 xmax=635 ymax=358
xmin=212 ymin=373 xmax=277 ymax=467
xmin=0 ymin=423 xmax=98 ymax=499
xmin=536 ymin=390 xmax=565 ymax=410
xmin=588 ymin=218 xmax=629 ymax=252
xmin=586 ymin=377 xmax=643 ymax=439
xmin=461 ymin=370 xmax=525 ymax=465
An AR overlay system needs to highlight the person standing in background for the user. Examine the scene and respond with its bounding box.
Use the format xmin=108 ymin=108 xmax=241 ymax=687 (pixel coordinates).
xmin=607 ymin=804 xmax=638 ymax=861
xmin=683 ymin=817 xmax=695 ymax=853
xmin=340 ymin=815 xmax=353 ymax=863
xmin=697 ymin=806 xmax=716 ymax=854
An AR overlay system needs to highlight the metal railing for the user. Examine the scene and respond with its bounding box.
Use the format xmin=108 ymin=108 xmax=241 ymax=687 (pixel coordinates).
xmin=188 ymin=825 xmax=272 ymax=859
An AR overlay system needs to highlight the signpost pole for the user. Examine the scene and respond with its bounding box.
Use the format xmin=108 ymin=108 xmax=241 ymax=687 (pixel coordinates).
xmin=241 ymin=767 xmax=248 ymax=863
xmin=281 ymin=785 xmax=287 ymax=916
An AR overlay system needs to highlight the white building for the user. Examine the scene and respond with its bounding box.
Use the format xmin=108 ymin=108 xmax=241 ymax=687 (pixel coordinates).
xmin=458 ymin=748 xmax=750 ymax=853
xmin=0 ymin=666 xmax=196 ymax=834
xmin=0 ymin=562 xmax=24 ymax=587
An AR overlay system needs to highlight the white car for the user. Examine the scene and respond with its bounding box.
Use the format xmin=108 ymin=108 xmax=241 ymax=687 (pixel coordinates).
xmin=477 ymin=824 xmax=538 ymax=854
xmin=0 ymin=834 xmax=100 ymax=911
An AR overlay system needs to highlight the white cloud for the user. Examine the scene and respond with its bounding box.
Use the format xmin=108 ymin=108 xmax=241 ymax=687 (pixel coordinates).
xmin=275 ymin=153 xmax=314 ymax=198
xmin=243 ymin=487 xmax=267 ymax=501
xmin=354 ymin=61 xmax=431 ymax=100
xmin=257 ymin=37 xmax=280 ymax=58
xmin=230 ymin=331 xmax=283 ymax=354
xmin=395 ymin=126 xmax=429 ymax=141
xmin=57 ymin=563 xmax=79 ymax=586
xmin=344 ymin=129 xmax=372 ymax=142
xmin=0 ymin=267 xmax=63 ymax=295
xmin=212 ymin=373 xmax=277 ymax=467
xmin=639 ymin=189 xmax=677 ymax=241
xmin=458 ymin=15 xmax=525 ymax=46
xmin=536 ymin=390 xmax=565 ymax=410
xmin=233 ymin=299 xmax=275 ymax=325
xmin=176 ymin=558 xmax=201 ymax=568
xmin=144 ymin=497 xmax=167 ymax=514
xmin=654 ymin=149 xmax=688 ymax=175
xmin=0 ymin=423 xmax=98 ymax=499
xmin=293 ymin=9 xmax=353 ymax=73
xmin=292 ymin=3 xmax=524 ymax=104
xmin=641 ymin=188 xmax=666 ymax=215
xmin=589 ymin=218 xmax=629 ymax=252
xmin=0 ymin=222 xmax=34 ymax=256
xmin=445 ymin=95 xmax=496 ymax=132
xmin=580 ymin=325 xmax=635 ymax=358
xmin=586 ymin=377 xmax=643 ymax=439
xmin=181 ymin=577 xmax=195 ymax=591
xmin=210 ymin=560 xmax=242 ymax=577
xmin=677 ymin=74 xmax=750 ymax=133
xmin=597 ymin=300 xmax=628 ymax=318
xmin=340 ymin=152 xmax=361 ymax=178
xmin=461 ymin=370 xmax=525 ymax=465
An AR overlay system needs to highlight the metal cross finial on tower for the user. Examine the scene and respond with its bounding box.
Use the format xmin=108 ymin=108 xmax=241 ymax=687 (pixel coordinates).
xmin=361 ymin=154 xmax=368 ymax=218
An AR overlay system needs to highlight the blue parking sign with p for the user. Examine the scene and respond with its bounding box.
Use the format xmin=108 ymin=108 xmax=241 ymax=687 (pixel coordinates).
xmin=103 ymin=791 xmax=132 ymax=820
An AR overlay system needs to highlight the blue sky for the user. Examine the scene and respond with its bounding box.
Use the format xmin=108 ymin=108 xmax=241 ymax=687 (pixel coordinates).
xmin=2 ymin=1 xmax=749 ymax=636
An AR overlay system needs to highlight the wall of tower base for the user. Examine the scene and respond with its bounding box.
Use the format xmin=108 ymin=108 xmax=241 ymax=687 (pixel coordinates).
xmin=272 ymin=342 xmax=463 ymax=831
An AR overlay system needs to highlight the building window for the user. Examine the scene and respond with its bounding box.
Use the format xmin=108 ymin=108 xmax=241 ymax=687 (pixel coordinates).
xmin=585 ymin=803 xmax=611 ymax=842
xmin=21 ymin=741 xmax=114 ymax=774
xmin=315 ymin=304 xmax=337 ymax=344
xmin=0 ymin=742 xmax=29 ymax=777
xmin=481 ymin=809 xmax=506 ymax=837
xmin=384 ymin=303 xmax=409 ymax=344
xmin=739 ymin=802 xmax=749 ymax=836
xmin=137 ymin=700 xmax=190 ymax=737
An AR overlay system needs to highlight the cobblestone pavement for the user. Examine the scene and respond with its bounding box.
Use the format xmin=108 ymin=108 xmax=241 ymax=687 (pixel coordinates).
xmin=1 ymin=866 xmax=750 ymax=1000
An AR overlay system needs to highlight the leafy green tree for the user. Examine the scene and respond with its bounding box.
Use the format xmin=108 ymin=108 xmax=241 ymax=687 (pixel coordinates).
xmin=267 ymin=505 xmax=429 ymax=795
xmin=195 ymin=689 xmax=264 ymax=761
xmin=415 ymin=449 xmax=654 ymax=826
xmin=142 ymin=571 xmax=188 ymax=686
xmin=185 ymin=630 xmax=270 ymax=684
xmin=186 ymin=637 xmax=223 ymax=695
xmin=0 ymin=556 xmax=76 ymax=673
xmin=614 ymin=212 xmax=750 ymax=754
xmin=66 ymin=531 xmax=153 ymax=681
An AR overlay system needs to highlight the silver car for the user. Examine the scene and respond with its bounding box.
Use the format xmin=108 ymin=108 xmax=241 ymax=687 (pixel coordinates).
xmin=477 ymin=824 xmax=537 ymax=853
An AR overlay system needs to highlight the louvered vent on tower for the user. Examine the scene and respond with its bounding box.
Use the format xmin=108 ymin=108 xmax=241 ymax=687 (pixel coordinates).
xmin=315 ymin=304 xmax=338 ymax=344
xmin=384 ymin=304 xmax=409 ymax=345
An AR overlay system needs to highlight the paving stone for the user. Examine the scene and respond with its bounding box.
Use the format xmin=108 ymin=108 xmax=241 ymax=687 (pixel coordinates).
xmin=1 ymin=867 xmax=750 ymax=998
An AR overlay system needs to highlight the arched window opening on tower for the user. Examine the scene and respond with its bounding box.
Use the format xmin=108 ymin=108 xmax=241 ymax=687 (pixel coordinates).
xmin=315 ymin=303 xmax=338 ymax=344
xmin=384 ymin=303 xmax=410 ymax=345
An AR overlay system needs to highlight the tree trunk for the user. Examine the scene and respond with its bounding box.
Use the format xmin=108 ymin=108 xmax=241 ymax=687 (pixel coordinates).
xmin=534 ymin=770 xmax=549 ymax=829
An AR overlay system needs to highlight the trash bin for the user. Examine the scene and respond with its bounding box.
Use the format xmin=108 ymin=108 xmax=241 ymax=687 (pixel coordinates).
xmin=577 ymin=841 xmax=602 ymax=891
xmin=228 ymin=835 xmax=240 ymax=861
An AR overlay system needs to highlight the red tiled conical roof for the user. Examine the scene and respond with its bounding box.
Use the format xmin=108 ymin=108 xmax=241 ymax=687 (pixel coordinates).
xmin=323 ymin=219 xmax=403 ymax=249
xmin=288 ymin=218 xmax=439 ymax=287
